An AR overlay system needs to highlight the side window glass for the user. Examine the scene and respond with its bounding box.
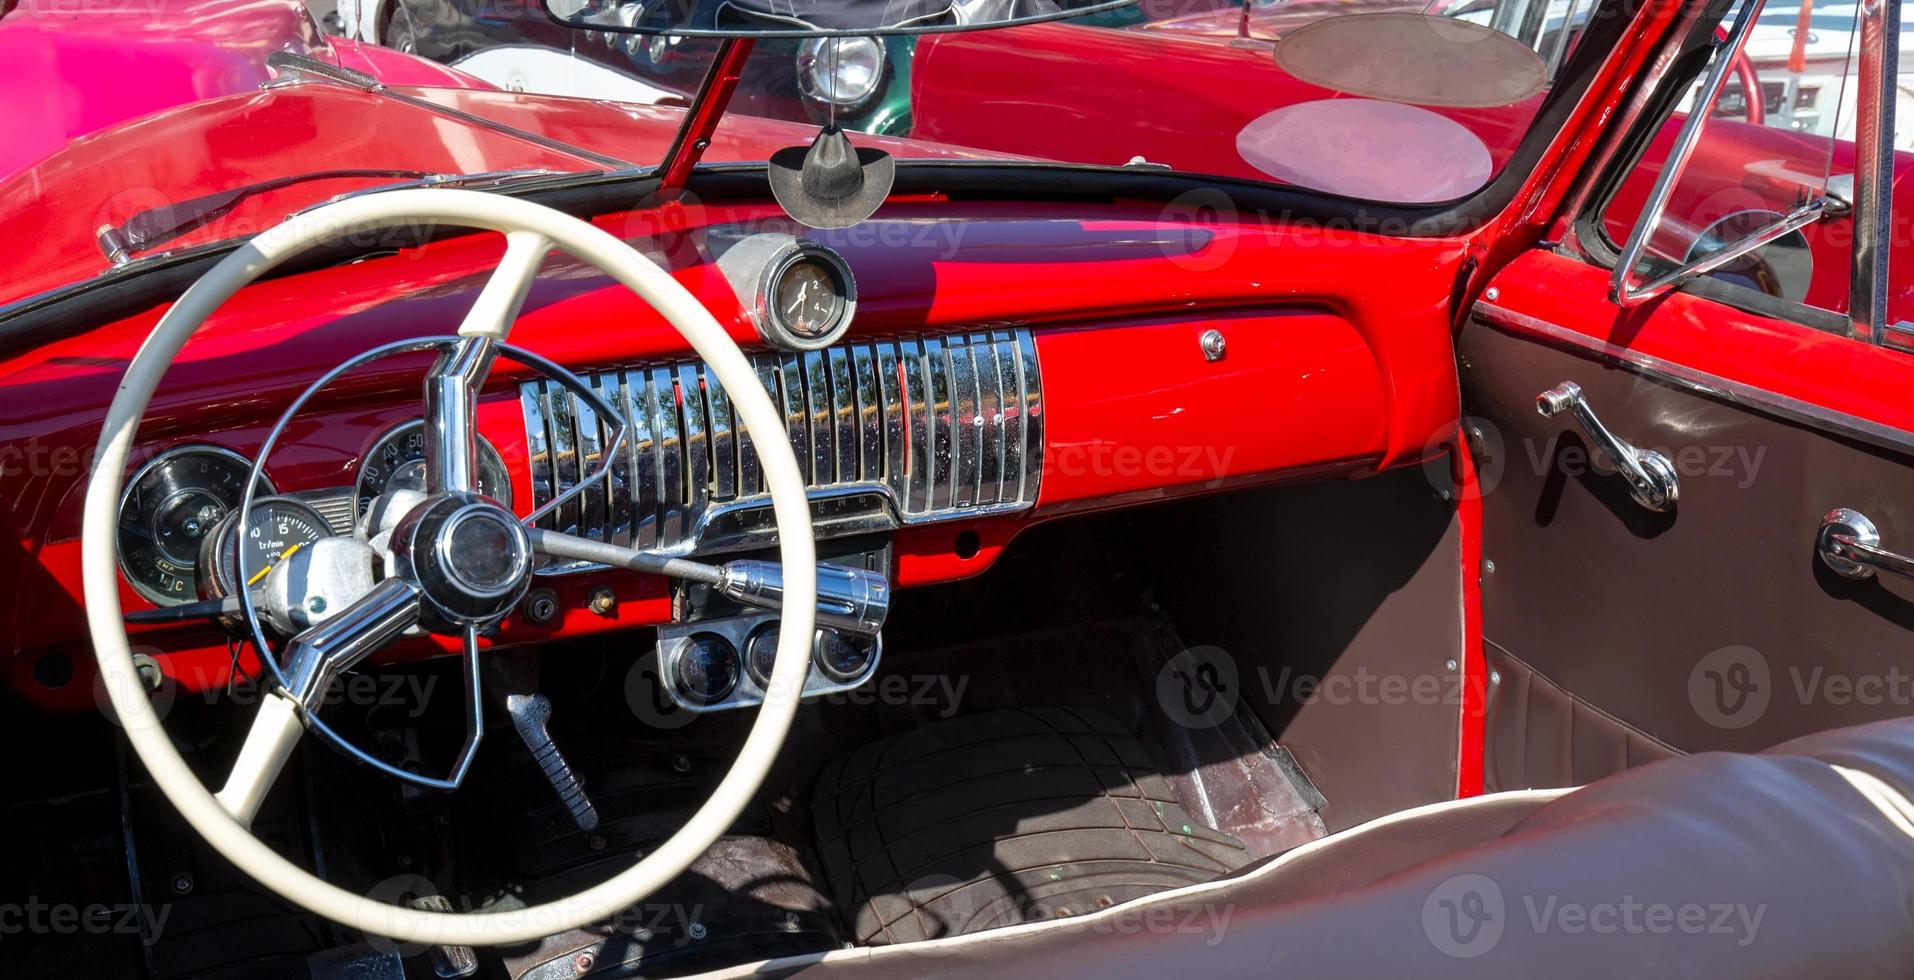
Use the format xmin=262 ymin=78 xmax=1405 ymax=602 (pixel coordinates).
xmin=1597 ymin=0 xmax=1855 ymax=310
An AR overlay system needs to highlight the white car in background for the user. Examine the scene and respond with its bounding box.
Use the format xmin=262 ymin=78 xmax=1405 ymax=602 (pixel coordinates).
xmin=1729 ymin=1 xmax=1914 ymax=146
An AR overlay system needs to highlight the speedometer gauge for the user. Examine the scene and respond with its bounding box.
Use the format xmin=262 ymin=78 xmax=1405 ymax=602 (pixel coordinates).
xmin=355 ymin=420 xmax=511 ymax=518
xmin=198 ymin=497 xmax=329 ymax=599
xmin=117 ymin=446 xmax=269 ymax=606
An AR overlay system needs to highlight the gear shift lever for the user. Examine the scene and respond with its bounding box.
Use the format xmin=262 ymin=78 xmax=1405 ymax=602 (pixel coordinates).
xmin=506 ymin=693 xmax=598 ymax=832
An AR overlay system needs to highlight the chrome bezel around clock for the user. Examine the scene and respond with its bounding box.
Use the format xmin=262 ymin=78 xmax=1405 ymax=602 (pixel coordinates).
xmin=758 ymin=242 xmax=856 ymax=351
xmin=353 ymin=418 xmax=512 ymax=518
xmin=117 ymin=444 xmax=273 ymax=606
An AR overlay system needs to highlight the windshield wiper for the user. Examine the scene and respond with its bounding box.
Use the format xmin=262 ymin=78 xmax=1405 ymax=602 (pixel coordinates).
xmin=96 ymin=168 xmax=585 ymax=264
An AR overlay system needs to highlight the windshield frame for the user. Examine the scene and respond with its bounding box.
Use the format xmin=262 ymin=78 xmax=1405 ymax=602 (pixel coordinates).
xmin=538 ymin=0 xmax=1144 ymax=40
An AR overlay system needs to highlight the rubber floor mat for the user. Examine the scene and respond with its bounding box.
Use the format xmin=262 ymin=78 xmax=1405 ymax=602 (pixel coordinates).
xmin=812 ymin=706 xmax=1253 ymax=944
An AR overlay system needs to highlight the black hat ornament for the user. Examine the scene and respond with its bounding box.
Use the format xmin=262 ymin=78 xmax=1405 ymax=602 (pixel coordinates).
xmin=768 ymin=125 xmax=896 ymax=230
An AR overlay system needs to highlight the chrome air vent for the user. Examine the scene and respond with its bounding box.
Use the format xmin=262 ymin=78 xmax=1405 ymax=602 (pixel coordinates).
xmin=520 ymin=329 xmax=1041 ymax=561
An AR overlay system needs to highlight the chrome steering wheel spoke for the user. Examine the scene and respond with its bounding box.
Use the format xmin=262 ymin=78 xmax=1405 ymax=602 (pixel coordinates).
xmin=215 ymin=578 xmax=420 ymax=826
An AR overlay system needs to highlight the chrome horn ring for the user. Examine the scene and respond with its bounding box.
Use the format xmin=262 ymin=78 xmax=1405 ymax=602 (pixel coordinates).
xmin=233 ymin=336 xmax=628 ymax=791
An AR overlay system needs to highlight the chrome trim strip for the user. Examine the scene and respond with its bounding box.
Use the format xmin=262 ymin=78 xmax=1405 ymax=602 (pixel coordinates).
xmin=876 ymin=342 xmax=907 ymax=503
xmin=1851 ymin=0 xmax=1902 ymax=342
xmin=1016 ymin=328 xmax=1044 ymax=505
xmin=924 ymin=335 xmax=954 ymax=512
xmin=542 ymin=382 xmax=579 ymax=535
xmin=853 ymin=344 xmax=884 ymax=485
xmin=1610 ymin=0 xmax=1793 ymax=306
xmin=1474 ymin=302 xmax=1914 ymax=455
xmin=573 ymin=375 xmax=607 ymax=542
xmin=705 ymin=362 xmax=737 ymax=502
xmin=520 ymin=329 xmax=1044 ymax=559
xmin=802 ymin=348 xmax=833 ymax=485
xmin=828 ymin=346 xmax=858 ymax=484
xmin=902 ymin=337 xmax=933 ymax=516
xmin=649 ymin=365 xmax=684 ymax=545
xmin=949 ymin=333 xmax=982 ymax=508
xmin=990 ymin=329 xmax=1020 ymax=506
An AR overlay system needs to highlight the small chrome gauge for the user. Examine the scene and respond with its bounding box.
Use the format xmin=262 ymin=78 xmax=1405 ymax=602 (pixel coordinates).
xmin=117 ymin=445 xmax=270 ymax=606
xmin=354 ymin=419 xmax=511 ymax=519
xmin=198 ymin=497 xmax=330 ymax=599
xmin=773 ymin=256 xmax=847 ymax=341
xmin=762 ymin=245 xmax=855 ymax=349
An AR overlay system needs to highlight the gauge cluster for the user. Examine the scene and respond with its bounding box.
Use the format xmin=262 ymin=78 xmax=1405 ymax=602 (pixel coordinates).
xmin=116 ymin=446 xmax=270 ymax=606
xmin=196 ymin=497 xmax=330 ymax=599
xmin=117 ymin=420 xmax=513 ymax=606
xmin=353 ymin=420 xmax=511 ymax=519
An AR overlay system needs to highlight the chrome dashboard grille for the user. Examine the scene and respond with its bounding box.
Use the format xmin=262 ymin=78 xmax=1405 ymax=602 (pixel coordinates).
xmin=520 ymin=329 xmax=1042 ymax=558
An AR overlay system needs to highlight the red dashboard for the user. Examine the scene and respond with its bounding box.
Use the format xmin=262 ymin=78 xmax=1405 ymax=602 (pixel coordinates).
xmin=0 ymin=197 xmax=1467 ymax=710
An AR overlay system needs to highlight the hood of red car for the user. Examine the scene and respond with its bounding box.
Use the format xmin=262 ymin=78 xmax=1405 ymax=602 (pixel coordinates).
xmin=0 ymin=82 xmax=989 ymax=308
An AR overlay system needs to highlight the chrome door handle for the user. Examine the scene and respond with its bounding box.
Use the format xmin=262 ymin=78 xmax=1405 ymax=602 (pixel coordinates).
xmin=1535 ymin=382 xmax=1679 ymax=512
xmin=1817 ymin=509 xmax=1914 ymax=580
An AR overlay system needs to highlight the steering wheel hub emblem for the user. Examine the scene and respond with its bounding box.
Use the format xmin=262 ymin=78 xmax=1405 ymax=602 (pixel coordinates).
xmin=393 ymin=494 xmax=533 ymax=626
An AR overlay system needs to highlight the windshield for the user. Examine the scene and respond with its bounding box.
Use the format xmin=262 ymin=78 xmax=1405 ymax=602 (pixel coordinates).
xmin=516 ymin=0 xmax=1593 ymax=201
xmin=0 ymin=0 xmax=1610 ymax=307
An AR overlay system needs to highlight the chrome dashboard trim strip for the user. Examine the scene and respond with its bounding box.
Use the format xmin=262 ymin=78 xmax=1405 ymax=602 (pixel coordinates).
xmin=1473 ymin=301 xmax=1914 ymax=456
xmin=521 ymin=329 xmax=1044 ymax=562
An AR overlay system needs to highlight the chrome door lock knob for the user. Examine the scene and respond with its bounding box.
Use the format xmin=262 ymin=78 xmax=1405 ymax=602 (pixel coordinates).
xmin=1535 ymin=381 xmax=1679 ymax=513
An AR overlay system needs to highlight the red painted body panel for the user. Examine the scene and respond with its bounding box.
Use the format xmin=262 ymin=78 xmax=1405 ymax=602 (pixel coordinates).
xmin=1034 ymin=311 xmax=1388 ymax=509
xmin=0 ymin=199 xmax=1466 ymax=708
xmin=1452 ymin=426 xmax=1487 ymax=798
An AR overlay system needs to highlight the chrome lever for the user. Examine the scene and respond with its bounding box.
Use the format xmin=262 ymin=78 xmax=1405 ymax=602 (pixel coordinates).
xmin=1817 ymin=509 xmax=1914 ymax=580
xmin=1535 ymin=381 xmax=1679 ymax=512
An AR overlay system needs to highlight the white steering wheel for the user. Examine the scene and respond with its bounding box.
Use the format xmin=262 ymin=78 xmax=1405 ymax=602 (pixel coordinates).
xmin=82 ymin=188 xmax=818 ymax=947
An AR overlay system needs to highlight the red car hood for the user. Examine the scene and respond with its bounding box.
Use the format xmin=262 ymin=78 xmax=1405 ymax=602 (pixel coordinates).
xmin=0 ymin=83 xmax=989 ymax=308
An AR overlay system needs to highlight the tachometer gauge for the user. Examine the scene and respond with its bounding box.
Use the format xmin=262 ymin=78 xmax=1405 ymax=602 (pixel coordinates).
xmin=117 ymin=446 xmax=269 ymax=606
xmin=198 ymin=497 xmax=330 ymax=599
xmin=354 ymin=420 xmax=511 ymax=518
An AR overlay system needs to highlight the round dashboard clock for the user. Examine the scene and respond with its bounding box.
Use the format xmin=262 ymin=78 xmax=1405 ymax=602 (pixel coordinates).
xmin=756 ymin=242 xmax=857 ymax=350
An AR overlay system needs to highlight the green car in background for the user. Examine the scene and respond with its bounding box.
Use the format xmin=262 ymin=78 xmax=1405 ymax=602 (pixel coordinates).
xmin=816 ymin=4 xmax=1191 ymax=135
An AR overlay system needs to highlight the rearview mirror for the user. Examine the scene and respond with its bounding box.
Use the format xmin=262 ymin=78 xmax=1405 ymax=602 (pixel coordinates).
xmin=542 ymin=0 xmax=1136 ymax=37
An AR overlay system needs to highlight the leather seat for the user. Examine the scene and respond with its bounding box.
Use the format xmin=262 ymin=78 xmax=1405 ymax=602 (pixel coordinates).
xmin=718 ymin=717 xmax=1914 ymax=979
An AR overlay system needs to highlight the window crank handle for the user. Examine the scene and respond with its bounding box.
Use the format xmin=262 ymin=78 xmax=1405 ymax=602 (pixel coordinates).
xmin=1535 ymin=381 xmax=1679 ymax=512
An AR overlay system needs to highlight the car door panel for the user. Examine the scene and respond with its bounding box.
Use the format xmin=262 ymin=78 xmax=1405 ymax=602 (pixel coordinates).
xmin=1463 ymin=250 xmax=1914 ymax=790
